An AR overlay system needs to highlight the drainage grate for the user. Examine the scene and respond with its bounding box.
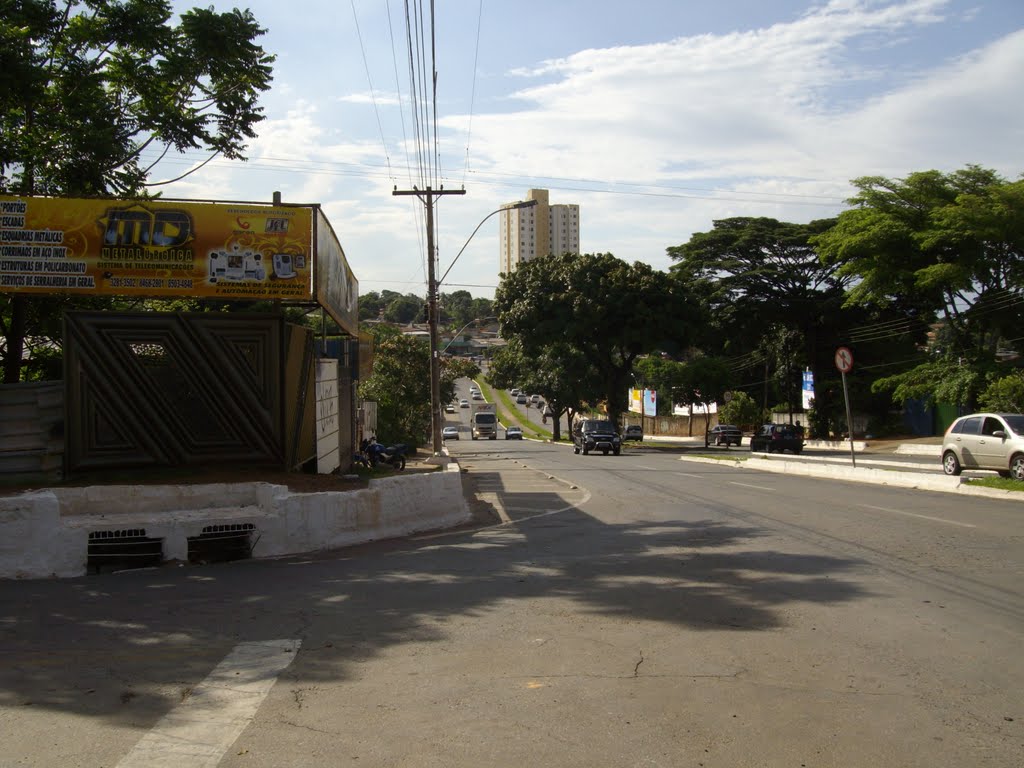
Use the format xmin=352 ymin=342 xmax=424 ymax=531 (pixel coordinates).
xmin=187 ymin=523 xmax=256 ymax=564
xmin=87 ymin=529 xmax=163 ymax=574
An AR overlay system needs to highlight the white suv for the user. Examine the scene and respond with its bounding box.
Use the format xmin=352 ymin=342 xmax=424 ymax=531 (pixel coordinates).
xmin=941 ymin=412 xmax=1024 ymax=480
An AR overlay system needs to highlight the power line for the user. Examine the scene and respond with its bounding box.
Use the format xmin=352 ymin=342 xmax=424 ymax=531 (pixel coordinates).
xmin=350 ymin=0 xmax=394 ymax=184
xmin=461 ymin=0 xmax=484 ymax=187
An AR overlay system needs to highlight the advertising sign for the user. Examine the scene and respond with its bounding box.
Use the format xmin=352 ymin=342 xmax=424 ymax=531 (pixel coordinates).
xmin=628 ymin=388 xmax=643 ymax=414
xmin=802 ymin=369 xmax=815 ymax=409
xmin=644 ymin=389 xmax=657 ymax=417
xmin=0 ymin=195 xmax=313 ymax=300
xmin=315 ymin=208 xmax=359 ymax=336
xmin=629 ymin=388 xmax=658 ymax=416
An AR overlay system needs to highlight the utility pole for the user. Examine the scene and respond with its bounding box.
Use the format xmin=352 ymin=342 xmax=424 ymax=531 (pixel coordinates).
xmin=392 ymin=186 xmax=465 ymax=457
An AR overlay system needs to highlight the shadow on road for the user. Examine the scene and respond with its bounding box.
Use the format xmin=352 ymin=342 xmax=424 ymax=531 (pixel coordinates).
xmin=0 ymin=474 xmax=867 ymax=726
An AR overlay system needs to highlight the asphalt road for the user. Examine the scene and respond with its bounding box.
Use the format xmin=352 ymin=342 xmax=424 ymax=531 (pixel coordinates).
xmin=2 ymin=422 xmax=1022 ymax=766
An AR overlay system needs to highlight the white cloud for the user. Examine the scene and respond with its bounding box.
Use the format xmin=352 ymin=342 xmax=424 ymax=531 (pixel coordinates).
xmin=162 ymin=0 xmax=1023 ymax=297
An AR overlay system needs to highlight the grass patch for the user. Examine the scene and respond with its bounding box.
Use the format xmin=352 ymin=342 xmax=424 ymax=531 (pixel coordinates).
xmin=689 ymin=452 xmax=749 ymax=461
xmin=963 ymin=476 xmax=1024 ymax=492
xmin=474 ymin=378 xmax=552 ymax=441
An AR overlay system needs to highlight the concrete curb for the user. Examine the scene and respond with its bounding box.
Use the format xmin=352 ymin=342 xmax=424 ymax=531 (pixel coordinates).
xmin=679 ymin=455 xmax=1024 ymax=502
xmin=0 ymin=461 xmax=472 ymax=580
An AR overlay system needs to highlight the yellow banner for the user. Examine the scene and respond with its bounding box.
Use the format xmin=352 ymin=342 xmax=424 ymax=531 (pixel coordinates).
xmin=0 ymin=196 xmax=313 ymax=300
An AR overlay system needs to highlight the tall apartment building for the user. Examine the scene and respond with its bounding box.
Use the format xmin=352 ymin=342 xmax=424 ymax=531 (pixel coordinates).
xmin=499 ymin=188 xmax=580 ymax=275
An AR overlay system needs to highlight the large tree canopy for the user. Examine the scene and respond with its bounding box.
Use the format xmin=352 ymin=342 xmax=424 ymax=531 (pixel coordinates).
xmin=0 ymin=0 xmax=275 ymax=196
xmin=814 ymin=166 xmax=1023 ymax=363
xmin=1 ymin=0 xmax=275 ymax=382
xmin=495 ymin=253 xmax=700 ymax=425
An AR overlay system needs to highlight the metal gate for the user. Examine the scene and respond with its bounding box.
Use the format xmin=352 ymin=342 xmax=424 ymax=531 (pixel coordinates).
xmin=64 ymin=311 xmax=312 ymax=473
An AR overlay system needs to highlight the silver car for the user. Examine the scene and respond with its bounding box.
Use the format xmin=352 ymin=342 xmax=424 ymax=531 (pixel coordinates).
xmin=941 ymin=412 xmax=1024 ymax=480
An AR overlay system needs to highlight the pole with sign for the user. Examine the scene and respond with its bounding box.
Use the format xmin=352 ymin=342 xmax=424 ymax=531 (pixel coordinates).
xmin=835 ymin=346 xmax=855 ymax=467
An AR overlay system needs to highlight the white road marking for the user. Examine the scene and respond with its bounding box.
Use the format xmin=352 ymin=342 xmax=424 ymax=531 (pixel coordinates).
xmin=635 ymin=465 xmax=657 ymax=470
xmin=730 ymin=482 xmax=775 ymax=491
xmin=673 ymin=471 xmax=704 ymax=479
xmin=116 ymin=639 xmax=300 ymax=768
xmin=859 ymin=504 xmax=976 ymax=528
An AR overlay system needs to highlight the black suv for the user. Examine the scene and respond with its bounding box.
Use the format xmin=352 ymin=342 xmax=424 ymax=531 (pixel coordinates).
xmin=573 ymin=419 xmax=622 ymax=456
xmin=749 ymin=423 xmax=804 ymax=454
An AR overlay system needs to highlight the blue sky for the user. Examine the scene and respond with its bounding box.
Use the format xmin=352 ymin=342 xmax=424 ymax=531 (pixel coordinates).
xmin=158 ymin=0 xmax=1024 ymax=299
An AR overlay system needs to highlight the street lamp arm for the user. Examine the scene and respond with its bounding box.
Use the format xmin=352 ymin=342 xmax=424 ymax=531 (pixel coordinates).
xmin=438 ymin=199 xmax=537 ymax=287
xmin=441 ymin=315 xmax=498 ymax=354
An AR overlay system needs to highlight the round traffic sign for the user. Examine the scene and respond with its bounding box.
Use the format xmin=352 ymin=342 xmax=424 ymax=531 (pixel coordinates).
xmin=835 ymin=346 xmax=853 ymax=373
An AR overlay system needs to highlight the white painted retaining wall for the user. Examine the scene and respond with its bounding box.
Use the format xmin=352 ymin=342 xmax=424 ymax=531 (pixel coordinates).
xmin=0 ymin=464 xmax=470 ymax=580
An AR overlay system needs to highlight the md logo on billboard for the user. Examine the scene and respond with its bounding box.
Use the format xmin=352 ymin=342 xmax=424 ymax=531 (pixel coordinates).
xmin=99 ymin=205 xmax=193 ymax=247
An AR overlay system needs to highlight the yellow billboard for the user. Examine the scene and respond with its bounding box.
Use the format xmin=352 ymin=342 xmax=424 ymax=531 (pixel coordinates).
xmin=0 ymin=196 xmax=314 ymax=300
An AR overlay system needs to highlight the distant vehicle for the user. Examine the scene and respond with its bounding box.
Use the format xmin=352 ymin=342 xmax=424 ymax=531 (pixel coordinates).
xmin=459 ymin=399 xmax=470 ymax=408
xmin=542 ymin=405 xmax=554 ymax=417
xmin=445 ymin=404 xmax=456 ymax=413
xmin=942 ymin=412 xmax=1024 ymax=479
xmin=530 ymin=394 xmax=541 ymax=404
xmin=471 ymin=403 xmax=498 ymax=440
xmin=708 ymin=424 xmax=742 ymax=447
xmin=573 ymin=419 xmax=621 ymax=456
xmin=510 ymin=388 xmax=520 ymax=396
xmin=749 ymin=424 xmax=804 ymax=454
xmin=505 ymin=425 xmax=523 ymax=440
xmin=472 ymin=391 xmax=483 ymax=400
xmin=516 ymin=393 xmax=527 ymax=404
xmin=442 ymin=425 xmax=460 ymax=441
xmin=623 ymin=425 xmax=643 ymax=441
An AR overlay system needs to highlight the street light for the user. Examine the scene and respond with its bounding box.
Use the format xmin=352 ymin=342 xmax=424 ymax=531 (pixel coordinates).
xmin=441 ymin=315 xmax=497 ymax=355
xmin=439 ymin=198 xmax=538 ymax=286
xmin=426 ymin=199 xmax=538 ymax=458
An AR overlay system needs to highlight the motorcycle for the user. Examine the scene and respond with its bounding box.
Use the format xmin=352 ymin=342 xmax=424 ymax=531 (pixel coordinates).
xmin=364 ymin=438 xmax=407 ymax=470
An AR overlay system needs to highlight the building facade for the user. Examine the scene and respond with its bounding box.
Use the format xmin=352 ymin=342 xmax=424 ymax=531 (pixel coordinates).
xmin=499 ymin=188 xmax=580 ymax=274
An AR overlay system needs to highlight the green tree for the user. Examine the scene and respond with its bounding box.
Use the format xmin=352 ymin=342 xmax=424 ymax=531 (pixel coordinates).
xmin=719 ymin=391 xmax=763 ymax=432
xmin=383 ymin=294 xmax=425 ymax=325
xmin=672 ymin=356 xmax=734 ymax=437
xmin=979 ymin=372 xmax=1024 ymax=413
xmin=487 ymin=337 xmax=597 ymax=441
xmin=358 ymin=325 xmax=431 ymax=447
xmin=359 ymin=292 xmax=387 ymax=321
xmin=439 ymin=290 xmax=473 ymax=328
xmin=495 ymin=253 xmax=700 ymax=425
xmin=814 ymin=166 xmax=1024 ymax=409
xmin=668 ymin=217 xmax=861 ymax=422
xmin=1 ymin=0 xmax=275 ymax=382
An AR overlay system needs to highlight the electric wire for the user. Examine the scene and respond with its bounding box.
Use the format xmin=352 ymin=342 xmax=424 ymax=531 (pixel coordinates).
xmin=137 ymin=148 xmax=851 ymax=208
xmin=461 ymin=0 xmax=483 ymax=187
xmin=387 ymin=0 xmax=428 ymax=290
xmin=350 ymin=0 xmax=394 ymax=184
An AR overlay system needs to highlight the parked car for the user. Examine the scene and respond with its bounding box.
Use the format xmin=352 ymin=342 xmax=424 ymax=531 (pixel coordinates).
xmin=459 ymin=399 xmax=470 ymax=408
xmin=442 ymin=425 xmax=460 ymax=441
xmin=505 ymin=426 xmax=523 ymax=440
xmin=573 ymin=419 xmax=621 ymax=456
xmin=941 ymin=412 xmax=1024 ymax=479
xmin=623 ymin=425 xmax=644 ymax=441
xmin=749 ymin=424 xmax=804 ymax=454
xmin=708 ymin=424 xmax=742 ymax=447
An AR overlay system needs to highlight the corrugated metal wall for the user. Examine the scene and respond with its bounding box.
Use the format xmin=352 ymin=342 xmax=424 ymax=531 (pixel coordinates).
xmin=0 ymin=381 xmax=64 ymax=482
